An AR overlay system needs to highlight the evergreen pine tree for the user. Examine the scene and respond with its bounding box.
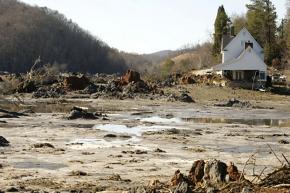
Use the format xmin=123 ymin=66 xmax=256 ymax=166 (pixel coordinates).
xmin=246 ymin=0 xmax=278 ymax=65
xmin=212 ymin=5 xmax=230 ymax=58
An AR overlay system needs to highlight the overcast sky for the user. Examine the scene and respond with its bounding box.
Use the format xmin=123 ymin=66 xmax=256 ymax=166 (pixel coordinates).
xmin=21 ymin=0 xmax=286 ymax=54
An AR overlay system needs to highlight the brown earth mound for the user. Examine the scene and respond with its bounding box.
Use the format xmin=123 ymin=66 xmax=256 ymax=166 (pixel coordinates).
xmin=121 ymin=69 xmax=141 ymax=85
xmin=63 ymin=75 xmax=90 ymax=90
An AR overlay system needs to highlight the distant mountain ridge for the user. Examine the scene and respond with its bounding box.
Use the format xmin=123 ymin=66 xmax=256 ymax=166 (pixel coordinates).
xmin=121 ymin=43 xmax=214 ymax=74
xmin=0 ymin=0 xmax=128 ymax=73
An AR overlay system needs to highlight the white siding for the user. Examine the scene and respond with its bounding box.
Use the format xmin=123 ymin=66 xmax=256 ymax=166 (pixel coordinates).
xmin=222 ymin=28 xmax=264 ymax=63
xmin=216 ymin=47 xmax=267 ymax=71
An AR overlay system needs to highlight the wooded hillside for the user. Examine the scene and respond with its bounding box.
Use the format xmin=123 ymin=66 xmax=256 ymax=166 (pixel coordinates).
xmin=0 ymin=0 xmax=128 ymax=73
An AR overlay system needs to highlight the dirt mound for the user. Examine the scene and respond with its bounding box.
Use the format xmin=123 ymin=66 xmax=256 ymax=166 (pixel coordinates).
xmin=203 ymin=159 xmax=228 ymax=187
xmin=63 ymin=75 xmax=90 ymax=90
xmin=188 ymin=160 xmax=205 ymax=185
xmin=121 ymin=69 xmax=141 ymax=85
xmin=167 ymin=160 xmax=290 ymax=193
xmin=169 ymin=159 xmax=245 ymax=192
xmin=227 ymin=162 xmax=242 ymax=181
xmin=0 ymin=136 xmax=10 ymax=147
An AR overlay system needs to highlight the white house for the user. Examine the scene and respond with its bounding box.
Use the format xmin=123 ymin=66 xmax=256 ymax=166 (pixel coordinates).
xmin=213 ymin=27 xmax=267 ymax=85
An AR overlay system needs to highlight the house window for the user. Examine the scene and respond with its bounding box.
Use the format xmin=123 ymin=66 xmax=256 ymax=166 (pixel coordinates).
xmin=245 ymin=41 xmax=253 ymax=49
xmin=235 ymin=71 xmax=243 ymax=80
xmin=259 ymin=71 xmax=266 ymax=80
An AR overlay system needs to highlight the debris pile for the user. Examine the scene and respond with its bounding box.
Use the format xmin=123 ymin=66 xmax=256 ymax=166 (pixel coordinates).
xmin=0 ymin=136 xmax=9 ymax=147
xmin=32 ymin=85 xmax=65 ymax=98
xmin=130 ymin=159 xmax=290 ymax=193
xmin=16 ymin=80 xmax=37 ymax=93
xmin=63 ymin=75 xmax=91 ymax=91
xmin=120 ymin=69 xmax=141 ymax=85
xmin=0 ymin=69 xmax=205 ymax=102
xmin=188 ymin=160 xmax=205 ymax=186
xmin=180 ymin=75 xmax=196 ymax=85
xmin=260 ymin=166 xmax=290 ymax=187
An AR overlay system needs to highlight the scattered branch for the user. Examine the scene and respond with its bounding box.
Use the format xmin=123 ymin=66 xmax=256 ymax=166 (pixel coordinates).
xmin=267 ymin=144 xmax=283 ymax=166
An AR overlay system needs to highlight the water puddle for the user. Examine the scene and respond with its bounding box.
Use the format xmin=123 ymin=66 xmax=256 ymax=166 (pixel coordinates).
xmin=182 ymin=117 xmax=290 ymax=127
xmin=140 ymin=116 xmax=182 ymax=124
xmin=67 ymin=137 xmax=140 ymax=149
xmin=221 ymin=146 xmax=255 ymax=153
xmin=93 ymin=124 xmax=174 ymax=136
xmin=13 ymin=161 xmax=67 ymax=170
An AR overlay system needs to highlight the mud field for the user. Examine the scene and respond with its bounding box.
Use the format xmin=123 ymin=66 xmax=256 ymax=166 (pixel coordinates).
xmin=0 ymin=97 xmax=290 ymax=192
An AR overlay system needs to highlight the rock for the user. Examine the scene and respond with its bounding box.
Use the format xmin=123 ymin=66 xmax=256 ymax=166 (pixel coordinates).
xmin=6 ymin=187 xmax=19 ymax=192
xmin=67 ymin=107 xmax=98 ymax=120
xmin=154 ymin=148 xmax=166 ymax=153
xmin=216 ymin=98 xmax=251 ymax=108
xmin=104 ymin=134 xmax=117 ymax=138
xmin=203 ymin=159 xmax=227 ymax=188
xmin=0 ymin=136 xmax=10 ymax=147
xmin=119 ymin=135 xmax=132 ymax=139
xmin=227 ymin=162 xmax=242 ymax=181
xmin=168 ymin=93 xmax=195 ymax=103
xmin=173 ymin=181 xmax=193 ymax=193
xmin=32 ymin=143 xmax=55 ymax=148
xmin=278 ymin=139 xmax=289 ymax=144
xmin=63 ymin=75 xmax=90 ymax=90
xmin=121 ymin=69 xmax=141 ymax=85
xmin=135 ymin=150 xmax=148 ymax=154
xmin=68 ymin=170 xmax=88 ymax=176
xmin=188 ymin=160 xmax=205 ymax=185
xmin=178 ymin=93 xmax=195 ymax=103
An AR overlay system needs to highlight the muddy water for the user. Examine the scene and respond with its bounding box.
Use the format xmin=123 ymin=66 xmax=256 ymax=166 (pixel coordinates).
xmin=13 ymin=161 xmax=67 ymax=170
xmin=182 ymin=117 xmax=290 ymax=127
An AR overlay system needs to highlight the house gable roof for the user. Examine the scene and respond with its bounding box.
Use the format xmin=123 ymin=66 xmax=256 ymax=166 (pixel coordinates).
xmin=221 ymin=35 xmax=235 ymax=50
xmin=223 ymin=27 xmax=263 ymax=52
xmin=214 ymin=46 xmax=267 ymax=71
